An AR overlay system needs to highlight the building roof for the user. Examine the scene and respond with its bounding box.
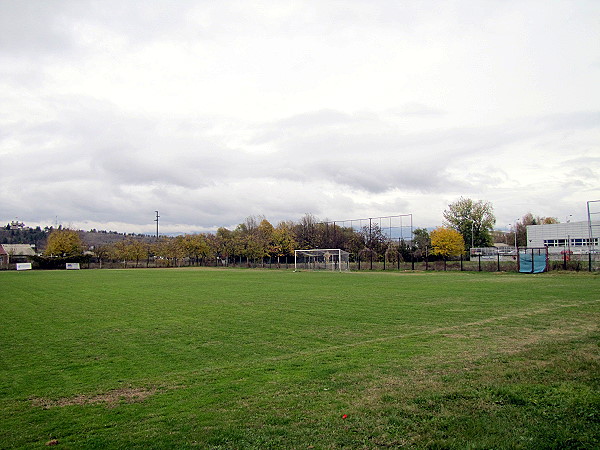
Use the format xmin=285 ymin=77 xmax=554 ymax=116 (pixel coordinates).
xmin=0 ymin=244 xmax=36 ymax=256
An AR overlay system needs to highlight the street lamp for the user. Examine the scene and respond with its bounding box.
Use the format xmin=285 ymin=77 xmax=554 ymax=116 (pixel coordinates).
xmin=471 ymin=221 xmax=474 ymax=249
xmin=514 ymin=220 xmax=518 ymax=249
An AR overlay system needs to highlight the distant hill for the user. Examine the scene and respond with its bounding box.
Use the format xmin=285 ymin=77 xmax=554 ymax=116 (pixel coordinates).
xmin=81 ymin=231 xmax=155 ymax=248
xmin=0 ymin=225 xmax=154 ymax=252
xmin=0 ymin=227 xmax=47 ymax=250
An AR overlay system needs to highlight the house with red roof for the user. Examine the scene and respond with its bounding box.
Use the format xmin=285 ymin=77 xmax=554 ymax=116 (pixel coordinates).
xmin=0 ymin=244 xmax=36 ymax=267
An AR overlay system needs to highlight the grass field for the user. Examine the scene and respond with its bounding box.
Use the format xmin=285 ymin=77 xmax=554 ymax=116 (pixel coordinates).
xmin=1 ymin=269 xmax=598 ymax=448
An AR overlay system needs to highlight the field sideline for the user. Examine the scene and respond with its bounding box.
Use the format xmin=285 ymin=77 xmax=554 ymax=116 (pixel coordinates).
xmin=1 ymin=269 xmax=598 ymax=448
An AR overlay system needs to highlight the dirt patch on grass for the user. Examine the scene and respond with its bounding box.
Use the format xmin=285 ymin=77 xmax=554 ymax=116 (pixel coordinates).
xmin=31 ymin=386 xmax=157 ymax=409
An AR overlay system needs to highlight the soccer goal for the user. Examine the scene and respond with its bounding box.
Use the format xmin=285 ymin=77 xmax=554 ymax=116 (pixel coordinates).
xmin=294 ymin=249 xmax=350 ymax=272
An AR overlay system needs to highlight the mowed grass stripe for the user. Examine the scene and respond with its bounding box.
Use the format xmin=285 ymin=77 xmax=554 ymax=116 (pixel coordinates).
xmin=0 ymin=269 xmax=598 ymax=448
xmin=239 ymin=297 xmax=600 ymax=369
xmin=0 ymin=270 xmax=596 ymax=390
xmin=0 ymin=271 xmax=586 ymax=367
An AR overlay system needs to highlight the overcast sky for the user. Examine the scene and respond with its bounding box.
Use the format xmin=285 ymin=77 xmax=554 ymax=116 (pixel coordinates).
xmin=1 ymin=0 xmax=599 ymax=234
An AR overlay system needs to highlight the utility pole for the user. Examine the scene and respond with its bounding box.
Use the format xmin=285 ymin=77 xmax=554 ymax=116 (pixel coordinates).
xmin=154 ymin=211 xmax=160 ymax=239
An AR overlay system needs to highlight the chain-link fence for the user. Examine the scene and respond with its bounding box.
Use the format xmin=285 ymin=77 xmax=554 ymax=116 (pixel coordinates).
xmin=3 ymin=250 xmax=599 ymax=272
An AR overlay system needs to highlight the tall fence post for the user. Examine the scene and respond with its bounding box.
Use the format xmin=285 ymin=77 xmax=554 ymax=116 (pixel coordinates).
xmin=369 ymin=218 xmax=373 ymax=270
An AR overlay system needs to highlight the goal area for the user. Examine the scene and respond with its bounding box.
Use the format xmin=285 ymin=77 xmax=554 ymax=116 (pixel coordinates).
xmin=294 ymin=249 xmax=350 ymax=272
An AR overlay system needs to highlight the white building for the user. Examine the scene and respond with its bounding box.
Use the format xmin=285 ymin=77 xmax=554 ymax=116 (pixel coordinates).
xmin=526 ymin=221 xmax=599 ymax=255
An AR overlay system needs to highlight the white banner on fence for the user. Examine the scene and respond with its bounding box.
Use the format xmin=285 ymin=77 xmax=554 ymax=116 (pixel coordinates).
xmin=66 ymin=263 xmax=80 ymax=270
xmin=16 ymin=263 xmax=32 ymax=271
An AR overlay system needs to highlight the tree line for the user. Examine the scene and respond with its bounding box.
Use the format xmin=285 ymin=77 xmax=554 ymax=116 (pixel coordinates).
xmin=43 ymin=215 xmax=411 ymax=267
xmin=15 ymin=197 xmax=562 ymax=267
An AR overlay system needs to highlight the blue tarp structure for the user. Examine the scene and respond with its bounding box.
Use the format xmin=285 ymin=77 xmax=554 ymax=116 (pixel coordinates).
xmin=519 ymin=250 xmax=548 ymax=273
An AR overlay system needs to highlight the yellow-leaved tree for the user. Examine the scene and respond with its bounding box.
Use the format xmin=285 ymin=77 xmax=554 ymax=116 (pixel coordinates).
xmin=45 ymin=229 xmax=84 ymax=257
xmin=430 ymin=227 xmax=464 ymax=260
xmin=273 ymin=221 xmax=297 ymax=264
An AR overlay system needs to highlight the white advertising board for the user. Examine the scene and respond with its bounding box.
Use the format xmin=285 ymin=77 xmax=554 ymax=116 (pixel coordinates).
xmin=66 ymin=263 xmax=81 ymax=270
xmin=16 ymin=263 xmax=32 ymax=271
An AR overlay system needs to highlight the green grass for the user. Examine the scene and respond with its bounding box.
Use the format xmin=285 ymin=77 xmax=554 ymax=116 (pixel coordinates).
xmin=1 ymin=269 xmax=598 ymax=448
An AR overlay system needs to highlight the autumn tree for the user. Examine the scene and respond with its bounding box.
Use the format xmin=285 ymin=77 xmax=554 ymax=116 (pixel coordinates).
xmin=412 ymin=228 xmax=431 ymax=258
xmin=257 ymin=219 xmax=276 ymax=258
xmin=514 ymin=213 xmax=559 ymax=247
xmin=443 ymin=197 xmax=496 ymax=250
xmin=232 ymin=216 xmax=267 ymax=264
xmin=324 ymin=223 xmax=350 ymax=249
xmin=216 ymin=227 xmax=237 ymax=262
xmin=345 ymin=227 xmax=366 ymax=256
xmin=93 ymin=244 xmax=111 ymax=269
xmin=128 ymin=240 xmax=148 ymax=267
xmin=111 ymin=239 xmax=147 ymax=268
xmin=45 ymin=229 xmax=84 ymax=257
xmin=366 ymin=223 xmax=389 ymax=258
xmin=385 ymin=241 xmax=400 ymax=264
xmin=293 ymin=213 xmax=318 ymax=249
xmin=176 ymin=234 xmax=209 ymax=265
xmin=153 ymin=237 xmax=183 ymax=266
xmin=430 ymin=227 xmax=465 ymax=259
xmin=273 ymin=221 xmax=297 ymax=263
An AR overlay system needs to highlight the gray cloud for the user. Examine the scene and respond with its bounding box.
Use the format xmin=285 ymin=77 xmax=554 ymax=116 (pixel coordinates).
xmin=241 ymin=109 xmax=600 ymax=196
xmin=3 ymin=98 xmax=597 ymax=232
xmin=0 ymin=1 xmax=76 ymax=55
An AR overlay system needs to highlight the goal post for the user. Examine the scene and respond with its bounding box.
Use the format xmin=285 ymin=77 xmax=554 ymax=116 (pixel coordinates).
xmin=294 ymin=249 xmax=350 ymax=272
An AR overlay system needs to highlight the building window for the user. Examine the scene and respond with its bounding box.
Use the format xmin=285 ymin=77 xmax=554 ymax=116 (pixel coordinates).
xmin=543 ymin=238 xmax=599 ymax=247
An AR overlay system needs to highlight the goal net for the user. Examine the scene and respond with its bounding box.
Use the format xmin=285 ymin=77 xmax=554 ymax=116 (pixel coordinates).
xmin=294 ymin=249 xmax=350 ymax=272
